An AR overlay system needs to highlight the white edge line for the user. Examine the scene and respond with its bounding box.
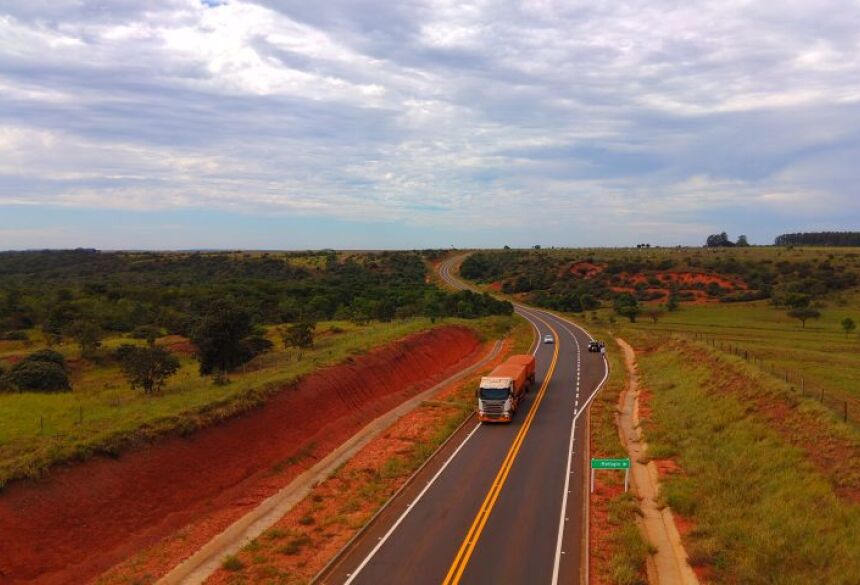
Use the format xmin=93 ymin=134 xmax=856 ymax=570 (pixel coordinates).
xmin=343 ymin=423 xmax=481 ymax=584
xmin=549 ymin=313 xmax=610 ymax=585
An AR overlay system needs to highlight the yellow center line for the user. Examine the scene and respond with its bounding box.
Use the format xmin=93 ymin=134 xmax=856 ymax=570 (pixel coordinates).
xmin=442 ymin=311 xmax=561 ymax=585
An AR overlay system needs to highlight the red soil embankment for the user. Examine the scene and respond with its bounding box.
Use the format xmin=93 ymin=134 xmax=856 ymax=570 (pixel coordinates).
xmin=0 ymin=326 xmax=481 ymax=585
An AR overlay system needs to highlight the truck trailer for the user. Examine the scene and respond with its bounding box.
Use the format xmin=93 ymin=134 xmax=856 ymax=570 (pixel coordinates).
xmin=477 ymin=354 xmax=536 ymax=423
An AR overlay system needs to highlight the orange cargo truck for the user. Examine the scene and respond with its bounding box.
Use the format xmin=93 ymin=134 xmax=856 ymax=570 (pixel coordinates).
xmin=477 ymin=354 xmax=536 ymax=423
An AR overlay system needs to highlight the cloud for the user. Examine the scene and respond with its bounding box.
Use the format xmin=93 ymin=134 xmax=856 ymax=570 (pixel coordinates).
xmin=0 ymin=0 xmax=859 ymax=247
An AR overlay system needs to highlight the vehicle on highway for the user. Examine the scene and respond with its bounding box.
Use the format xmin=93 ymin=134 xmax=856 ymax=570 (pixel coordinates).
xmin=477 ymin=354 xmax=535 ymax=423
xmin=543 ymin=334 xmax=554 ymax=344
xmin=588 ymin=340 xmax=606 ymax=353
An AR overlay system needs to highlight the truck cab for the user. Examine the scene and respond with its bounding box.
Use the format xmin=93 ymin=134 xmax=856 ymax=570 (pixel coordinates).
xmin=477 ymin=356 xmax=533 ymax=423
xmin=478 ymin=376 xmax=517 ymax=422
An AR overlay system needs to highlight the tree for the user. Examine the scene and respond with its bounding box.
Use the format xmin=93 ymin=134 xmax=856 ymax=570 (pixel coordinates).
xmin=841 ymin=317 xmax=856 ymax=335
xmin=613 ymin=293 xmax=641 ymax=322
xmin=646 ymin=308 xmax=665 ymax=324
xmin=2 ymin=351 xmax=70 ymax=393
xmin=580 ymin=294 xmax=600 ymax=311
xmin=617 ymin=305 xmax=641 ymax=323
xmin=281 ymin=321 xmax=316 ymax=350
xmin=66 ymin=320 xmax=102 ymax=358
xmin=118 ymin=345 xmax=180 ymax=395
xmin=190 ymin=299 xmax=255 ymax=375
xmin=130 ymin=325 xmax=161 ymax=345
xmin=736 ymin=235 xmax=750 ymax=247
xmin=666 ymin=292 xmax=680 ymax=312
xmin=784 ymin=293 xmax=811 ymax=309
xmin=787 ymin=308 xmax=821 ymax=328
xmin=705 ymin=232 xmax=734 ymax=247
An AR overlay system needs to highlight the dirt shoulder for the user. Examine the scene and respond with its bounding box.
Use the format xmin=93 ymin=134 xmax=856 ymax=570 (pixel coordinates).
xmin=615 ymin=337 xmax=699 ymax=585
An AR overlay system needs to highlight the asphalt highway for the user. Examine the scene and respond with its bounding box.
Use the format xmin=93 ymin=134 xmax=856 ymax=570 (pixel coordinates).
xmin=317 ymin=256 xmax=608 ymax=585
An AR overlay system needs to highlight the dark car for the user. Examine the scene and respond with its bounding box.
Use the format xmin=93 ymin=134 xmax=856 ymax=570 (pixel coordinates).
xmin=588 ymin=341 xmax=601 ymax=352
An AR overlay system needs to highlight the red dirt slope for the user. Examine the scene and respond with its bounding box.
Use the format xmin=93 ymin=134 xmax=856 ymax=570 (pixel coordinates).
xmin=0 ymin=326 xmax=481 ymax=585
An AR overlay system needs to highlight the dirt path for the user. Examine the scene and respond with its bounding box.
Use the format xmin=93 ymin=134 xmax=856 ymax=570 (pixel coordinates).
xmin=614 ymin=337 xmax=700 ymax=585
xmin=160 ymin=340 xmax=503 ymax=585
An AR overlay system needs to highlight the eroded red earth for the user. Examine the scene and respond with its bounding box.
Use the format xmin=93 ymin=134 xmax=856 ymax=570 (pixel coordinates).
xmin=0 ymin=326 xmax=482 ymax=585
xmin=567 ymin=261 xmax=748 ymax=304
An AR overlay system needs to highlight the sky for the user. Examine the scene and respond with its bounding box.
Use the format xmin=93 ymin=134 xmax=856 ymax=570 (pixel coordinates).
xmin=1 ymin=0 xmax=859 ymax=249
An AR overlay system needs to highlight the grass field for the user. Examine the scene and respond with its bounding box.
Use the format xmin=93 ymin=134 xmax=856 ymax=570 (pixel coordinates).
xmin=0 ymin=315 xmax=519 ymax=488
xmin=633 ymin=339 xmax=860 ymax=585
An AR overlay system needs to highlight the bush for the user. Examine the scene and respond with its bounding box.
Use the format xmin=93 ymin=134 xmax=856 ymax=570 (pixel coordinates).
xmin=23 ymin=349 xmax=67 ymax=369
xmin=241 ymin=335 xmax=274 ymax=359
xmin=130 ymin=325 xmax=162 ymax=344
xmin=0 ymin=330 xmax=28 ymax=341
xmin=3 ymin=360 xmax=70 ymax=392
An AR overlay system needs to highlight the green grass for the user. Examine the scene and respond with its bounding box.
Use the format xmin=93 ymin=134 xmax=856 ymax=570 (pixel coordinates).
xmin=0 ymin=315 xmax=520 ymax=488
xmin=637 ymin=345 xmax=860 ymax=585
xmin=587 ymin=290 xmax=860 ymax=411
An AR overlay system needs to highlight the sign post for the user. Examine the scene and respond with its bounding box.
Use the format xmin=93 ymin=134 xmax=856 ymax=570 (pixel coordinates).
xmin=590 ymin=458 xmax=631 ymax=493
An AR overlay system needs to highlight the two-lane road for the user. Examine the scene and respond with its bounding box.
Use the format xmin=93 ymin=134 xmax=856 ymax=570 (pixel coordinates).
xmin=317 ymin=256 xmax=607 ymax=585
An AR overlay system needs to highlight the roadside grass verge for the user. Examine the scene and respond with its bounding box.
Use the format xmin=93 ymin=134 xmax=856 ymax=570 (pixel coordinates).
xmin=0 ymin=315 xmax=519 ymax=489
xmin=580 ymin=321 xmax=649 ymax=585
xmin=635 ymin=339 xmax=860 ymax=585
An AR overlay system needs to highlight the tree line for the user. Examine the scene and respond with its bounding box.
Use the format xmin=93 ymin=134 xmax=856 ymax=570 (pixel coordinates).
xmin=0 ymin=250 xmax=513 ymax=393
xmin=774 ymin=232 xmax=860 ymax=247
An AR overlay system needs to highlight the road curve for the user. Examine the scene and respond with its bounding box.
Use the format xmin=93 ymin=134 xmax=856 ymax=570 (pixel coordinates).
xmin=316 ymin=255 xmax=608 ymax=585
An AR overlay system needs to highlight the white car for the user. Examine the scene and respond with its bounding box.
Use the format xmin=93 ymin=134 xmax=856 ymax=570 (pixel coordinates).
xmin=543 ymin=334 xmax=554 ymax=344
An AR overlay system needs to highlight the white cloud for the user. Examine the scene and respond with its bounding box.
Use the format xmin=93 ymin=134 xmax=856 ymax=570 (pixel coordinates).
xmin=0 ymin=0 xmax=859 ymax=246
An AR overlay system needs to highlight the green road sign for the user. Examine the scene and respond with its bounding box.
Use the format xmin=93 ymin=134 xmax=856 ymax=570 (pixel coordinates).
xmin=591 ymin=458 xmax=631 ymax=469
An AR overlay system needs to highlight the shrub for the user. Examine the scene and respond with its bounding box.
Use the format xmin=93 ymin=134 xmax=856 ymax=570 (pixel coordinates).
xmin=281 ymin=321 xmax=316 ymax=350
xmin=241 ymin=335 xmax=274 ymax=360
xmin=221 ymin=555 xmax=244 ymax=571
xmin=23 ymin=349 xmax=66 ymax=369
xmin=118 ymin=345 xmax=181 ymax=395
xmin=3 ymin=360 xmax=70 ymax=392
xmin=0 ymin=330 xmax=28 ymax=341
xmin=130 ymin=325 xmax=161 ymax=344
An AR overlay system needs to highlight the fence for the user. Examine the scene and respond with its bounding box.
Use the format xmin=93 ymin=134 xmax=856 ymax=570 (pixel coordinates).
xmin=688 ymin=331 xmax=858 ymax=427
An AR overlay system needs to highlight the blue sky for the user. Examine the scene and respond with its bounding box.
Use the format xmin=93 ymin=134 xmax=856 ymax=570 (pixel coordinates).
xmin=1 ymin=0 xmax=859 ymax=249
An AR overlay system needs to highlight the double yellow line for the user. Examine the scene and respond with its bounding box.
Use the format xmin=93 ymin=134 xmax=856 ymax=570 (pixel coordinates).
xmin=442 ymin=313 xmax=561 ymax=585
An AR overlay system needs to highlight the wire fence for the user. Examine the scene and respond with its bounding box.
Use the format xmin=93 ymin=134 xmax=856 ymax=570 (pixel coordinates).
xmin=688 ymin=331 xmax=858 ymax=427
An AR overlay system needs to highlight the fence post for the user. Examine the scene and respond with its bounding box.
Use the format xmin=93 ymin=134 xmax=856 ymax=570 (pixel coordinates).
xmin=785 ymin=371 xmax=789 ymax=383
xmin=801 ymin=377 xmax=805 ymax=395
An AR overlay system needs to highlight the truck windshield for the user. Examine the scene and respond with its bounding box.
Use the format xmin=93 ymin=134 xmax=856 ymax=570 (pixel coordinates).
xmin=479 ymin=388 xmax=510 ymax=400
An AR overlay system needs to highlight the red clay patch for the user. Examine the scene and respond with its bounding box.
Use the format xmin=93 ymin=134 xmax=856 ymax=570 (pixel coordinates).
xmin=569 ymin=261 xmax=605 ymax=279
xmin=653 ymin=458 xmax=680 ymax=478
xmin=156 ymin=335 xmax=196 ymax=356
xmin=0 ymin=326 xmax=482 ymax=585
